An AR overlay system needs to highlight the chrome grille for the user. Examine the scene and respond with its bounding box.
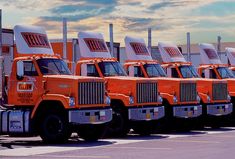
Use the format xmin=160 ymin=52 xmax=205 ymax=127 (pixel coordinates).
xmin=78 ymin=82 xmax=104 ymax=105
xmin=212 ymin=83 xmax=227 ymax=101
xmin=180 ymin=82 xmax=197 ymax=102
xmin=136 ymin=82 xmax=158 ymax=103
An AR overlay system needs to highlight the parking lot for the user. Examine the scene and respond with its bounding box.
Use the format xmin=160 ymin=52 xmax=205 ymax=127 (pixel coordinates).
xmin=1 ymin=127 xmax=235 ymax=159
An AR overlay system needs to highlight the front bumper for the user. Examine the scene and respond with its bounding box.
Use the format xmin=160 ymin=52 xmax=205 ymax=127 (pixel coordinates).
xmin=173 ymin=105 xmax=202 ymax=118
xmin=128 ymin=106 xmax=165 ymax=121
xmin=69 ymin=108 xmax=112 ymax=124
xmin=207 ymin=103 xmax=233 ymax=116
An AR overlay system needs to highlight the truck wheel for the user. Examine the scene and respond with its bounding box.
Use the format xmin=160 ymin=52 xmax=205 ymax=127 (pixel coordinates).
xmin=77 ymin=124 xmax=107 ymax=141
xmin=39 ymin=112 xmax=70 ymax=143
xmin=106 ymin=111 xmax=129 ymax=137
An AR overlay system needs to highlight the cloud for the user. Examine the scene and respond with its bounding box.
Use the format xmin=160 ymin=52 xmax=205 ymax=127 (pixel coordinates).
xmin=2 ymin=0 xmax=235 ymax=46
xmin=36 ymin=0 xmax=117 ymax=22
xmin=148 ymin=1 xmax=182 ymax=10
xmin=120 ymin=17 xmax=172 ymax=32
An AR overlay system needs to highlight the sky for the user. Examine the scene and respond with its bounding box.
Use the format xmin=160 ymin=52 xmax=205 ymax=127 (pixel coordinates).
xmin=1 ymin=0 xmax=235 ymax=46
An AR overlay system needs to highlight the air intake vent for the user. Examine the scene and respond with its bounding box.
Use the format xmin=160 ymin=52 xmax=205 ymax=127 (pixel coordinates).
xmin=180 ymin=82 xmax=197 ymax=102
xmin=136 ymin=82 xmax=158 ymax=103
xmin=212 ymin=83 xmax=227 ymax=101
xmin=78 ymin=82 xmax=104 ymax=105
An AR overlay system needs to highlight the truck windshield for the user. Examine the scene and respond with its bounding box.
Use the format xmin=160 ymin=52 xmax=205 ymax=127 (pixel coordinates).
xmin=37 ymin=59 xmax=71 ymax=75
xmin=98 ymin=61 xmax=127 ymax=77
xmin=179 ymin=65 xmax=200 ymax=78
xmin=217 ymin=67 xmax=235 ymax=78
xmin=144 ymin=64 xmax=166 ymax=77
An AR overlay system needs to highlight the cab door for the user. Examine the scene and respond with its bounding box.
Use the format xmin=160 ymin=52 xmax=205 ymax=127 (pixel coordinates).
xmin=8 ymin=60 xmax=42 ymax=106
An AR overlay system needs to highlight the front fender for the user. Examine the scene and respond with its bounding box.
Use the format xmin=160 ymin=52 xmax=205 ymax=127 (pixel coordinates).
xmin=31 ymin=94 xmax=70 ymax=119
xmin=108 ymin=93 xmax=130 ymax=106
xmin=229 ymin=91 xmax=235 ymax=98
xmin=198 ymin=92 xmax=208 ymax=104
xmin=160 ymin=92 xmax=175 ymax=105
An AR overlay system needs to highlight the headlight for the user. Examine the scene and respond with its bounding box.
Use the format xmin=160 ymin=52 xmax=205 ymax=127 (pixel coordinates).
xmin=207 ymin=95 xmax=211 ymax=102
xmin=129 ymin=96 xmax=134 ymax=104
xmin=105 ymin=96 xmax=111 ymax=105
xmin=227 ymin=94 xmax=231 ymax=101
xmin=173 ymin=96 xmax=178 ymax=103
xmin=69 ymin=97 xmax=75 ymax=107
xmin=158 ymin=96 xmax=163 ymax=103
xmin=197 ymin=95 xmax=201 ymax=103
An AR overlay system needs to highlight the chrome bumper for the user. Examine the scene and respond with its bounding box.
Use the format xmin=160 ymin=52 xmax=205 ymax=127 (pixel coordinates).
xmin=69 ymin=108 xmax=112 ymax=124
xmin=128 ymin=106 xmax=165 ymax=121
xmin=207 ymin=103 xmax=233 ymax=116
xmin=173 ymin=105 xmax=202 ymax=118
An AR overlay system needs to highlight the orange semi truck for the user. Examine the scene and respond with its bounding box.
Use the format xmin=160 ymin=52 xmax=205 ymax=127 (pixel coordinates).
xmin=159 ymin=42 xmax=232 ymax=127
xmin=0 ymin=25 xmax=112 ymax=143
xmin=123 ymin=36 xmax=202 ymax=130
xmin=197 ymin=43 xmax=235 ymax=120
xmin=75 ymin=32 xmax=165 ymax=136
xmin=227 ymin=47 xmax=235 ymax=75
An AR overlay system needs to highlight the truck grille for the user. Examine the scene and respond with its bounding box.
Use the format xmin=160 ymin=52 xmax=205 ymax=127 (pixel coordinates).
xmin=180 ymin=82 xmax=197 ymax=102
xmin=212 ymin=83 xmax=227 ymax=101
xmin=78 ymin=82 xmax=105 ymax=105
xmin=136 ymin=82 xmax=158 ymax=103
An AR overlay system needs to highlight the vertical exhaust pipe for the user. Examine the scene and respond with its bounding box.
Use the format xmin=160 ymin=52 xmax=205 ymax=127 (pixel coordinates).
xmin=63 ymin=18 xmax=67 ymax=59
xmin=0 ymin=9 xmax=2 ymax=57
xmin=109 ymin=23 xmax=114 ymax=57
xmin=186 ymin=32 xmax=191 ymax=62
xmin=148 ymin=28 xmax=152 ymax=55
xmin=0 ymin=9 xmax=4 ymax=103
xmin=217 ymin=36 xmax=221 ymax=59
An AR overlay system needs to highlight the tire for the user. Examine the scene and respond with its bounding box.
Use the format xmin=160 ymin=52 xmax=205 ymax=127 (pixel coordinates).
xmin=106 ymin=111 xmax=129 ymax=137
xmin=39 ymin=111 xmax=71 ymax=143
xmin=77 ymin=124 xmax=108 ymax=141
xmin=157 ymin=101 xmax=173 ymax=133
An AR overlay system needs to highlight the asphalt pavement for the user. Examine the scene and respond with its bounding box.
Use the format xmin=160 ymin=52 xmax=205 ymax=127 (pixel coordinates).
xmin=1 ymin=127 xmax=235 ymax=159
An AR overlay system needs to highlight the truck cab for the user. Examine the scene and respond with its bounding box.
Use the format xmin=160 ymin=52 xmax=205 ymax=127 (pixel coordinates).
xmin=123 ymin=36 xmax=202 ymax=130
xmin=75 ymin=32 xmax=165 ymax=136
xmin=197 ymin=44 xmax=235 ymax=120
xmin=0 ymin=25 xmax=112 ymax=143
xmin=159 ymin=42 xmax=232 ymax=127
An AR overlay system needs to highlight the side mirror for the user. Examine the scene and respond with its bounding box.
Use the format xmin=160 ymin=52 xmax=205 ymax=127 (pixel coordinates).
xmin=16 ymin=60 xmax=24 ymax=79
xmin=81 ymin=64 xmax=87 ymax=76
xmin=128 ymin=66 xmax=134 ymax=77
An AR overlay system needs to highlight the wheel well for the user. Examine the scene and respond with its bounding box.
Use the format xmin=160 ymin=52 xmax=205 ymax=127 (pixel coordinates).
xmin=162 ymin=98 xmax=172 ymax=117
xmin=162 ymin=98 xmax=170 ymax=106
xmin=33 ymin=100 xmax=66 ymax=125
xmin=110 ymin=99 xmax=126 ymax=112
xmin=231 ymin=96 xmax=235 ymax=104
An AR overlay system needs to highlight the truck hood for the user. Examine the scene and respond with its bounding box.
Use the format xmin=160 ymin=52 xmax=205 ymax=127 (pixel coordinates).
xmin=105 ymin=76 xmax=153 ymax=81
xmin=43 ymin=75 xmax=106 ymax=108
xmin=225 ymin=78 xmax=235 ymax=94
xmin=44 ymin=75 xmax=104 ymax=82
xmin=104 ymin=76 xmax=160 ymax=105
